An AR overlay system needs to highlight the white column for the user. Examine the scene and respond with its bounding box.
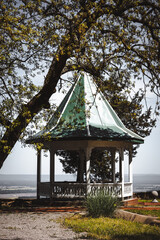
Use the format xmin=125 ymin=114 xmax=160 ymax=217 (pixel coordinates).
xmin=119 ymin=148 xmax=124 ymax=199
xmin=37 ymin=149 xmax=41 ymax=199
xmin=128 ymin=148 xmax=133 ymax=196
xmin=50 ymin=149 xmax=55 ymax=199
xmin=111 ymin=149 xmax=116 ymax=184
xmin=128 ymin=149 xmax=133 ymax=183
xmin=85 ymin=147 xmax=92 ymax=195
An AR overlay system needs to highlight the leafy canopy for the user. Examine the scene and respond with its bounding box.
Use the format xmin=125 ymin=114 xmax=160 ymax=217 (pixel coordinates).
xmin=0 ymin=0 xmax=160 ymax=168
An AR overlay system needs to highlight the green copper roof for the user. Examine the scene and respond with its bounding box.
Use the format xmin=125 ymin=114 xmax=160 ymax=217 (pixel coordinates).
xmin=26 ymin=73 xmax=144 ymax=144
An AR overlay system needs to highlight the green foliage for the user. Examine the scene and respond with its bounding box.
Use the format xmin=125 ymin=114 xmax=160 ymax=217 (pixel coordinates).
xmin=57 ymin=148 xmax=114 ymax=182
xmin=64 ymin=214 xmax=160 ymax=240
xmin=138 ymin=199 xmax=160 ymax=203
xmin=85 ymin=190 xmax=119 ymax=218
xmin=57 ymin=150 xmax=79 ymax=174
xmin=89 ymin=149 xmax=113 ymax=182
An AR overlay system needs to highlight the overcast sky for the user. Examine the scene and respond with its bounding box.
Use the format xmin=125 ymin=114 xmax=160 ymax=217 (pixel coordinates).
xmin=0 ymin=80 xmax=160 ymax=176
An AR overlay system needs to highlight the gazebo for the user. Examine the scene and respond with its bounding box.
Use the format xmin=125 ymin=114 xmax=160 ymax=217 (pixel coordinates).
xmin=26 ymin=73 xmax=144 ymax=199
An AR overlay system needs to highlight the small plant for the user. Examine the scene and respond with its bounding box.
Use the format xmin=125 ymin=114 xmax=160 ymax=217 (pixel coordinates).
xmin=85 ymin=189 xmax=119 ymax=218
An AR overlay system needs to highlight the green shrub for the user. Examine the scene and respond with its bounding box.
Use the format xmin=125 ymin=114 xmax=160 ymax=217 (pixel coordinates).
xmin=85 ymin=190 xmax=119 ymax=218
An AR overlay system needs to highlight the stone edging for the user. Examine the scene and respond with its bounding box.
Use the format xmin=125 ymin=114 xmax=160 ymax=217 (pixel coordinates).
xmin=115 ymin=209 xmax=160 ymax=226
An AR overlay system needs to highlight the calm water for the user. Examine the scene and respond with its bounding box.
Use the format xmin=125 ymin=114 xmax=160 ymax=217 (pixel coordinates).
xmin=0 ymin=174 xmax=76 ymax=198
xmin=133 ymin=174 xmax=160 ymax=193
xmin=0 ymin=174 xmax=160 ymax=198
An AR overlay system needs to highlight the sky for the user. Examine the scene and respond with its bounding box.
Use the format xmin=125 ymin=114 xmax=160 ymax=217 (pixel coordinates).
xmin=0 ymin=81 xmax=160 ymax=176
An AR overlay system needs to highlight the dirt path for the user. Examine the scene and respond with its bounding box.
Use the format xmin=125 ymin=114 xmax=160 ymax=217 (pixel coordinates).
xmin=0 ymin=212 xmax=88 ymax=240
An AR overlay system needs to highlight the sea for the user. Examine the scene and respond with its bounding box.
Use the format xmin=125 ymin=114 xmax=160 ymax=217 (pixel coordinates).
xmin=0 ymin=174 xmax=160 ymax=199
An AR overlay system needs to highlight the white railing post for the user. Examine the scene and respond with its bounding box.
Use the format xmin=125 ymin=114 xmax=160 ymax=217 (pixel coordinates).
xmin=119 ymin=148 xmax=124 ymax=199
xmin=111 ymin=149 xmax=116 ymax=184
xmin=37 ymin=149 xmax=41 ymax=199
xmin=85 ymin=147 xmax=92 ymax=195
xmin=50 ymin=149 xmax=55 ymax=199
xmin=128 ymin=148 xmax=133 ymax=197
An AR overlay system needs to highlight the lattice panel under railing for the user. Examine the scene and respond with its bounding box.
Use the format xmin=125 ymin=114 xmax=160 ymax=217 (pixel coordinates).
xmin=90 ymin=183 xmax=122 ymax=197
xmin=52 ymin=183 xmax=87 ymax=197
xmin=124 ymin=183 xmax=132 ymax=197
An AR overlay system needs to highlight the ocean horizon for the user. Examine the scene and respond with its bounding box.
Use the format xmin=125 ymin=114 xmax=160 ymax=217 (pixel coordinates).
xmin=0 ymin=173 xmax=160 ymax=198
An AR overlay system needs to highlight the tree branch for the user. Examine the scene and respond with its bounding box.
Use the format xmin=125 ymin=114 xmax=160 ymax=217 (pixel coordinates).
xmin=0 ymin=114 xmax=11 ymax=128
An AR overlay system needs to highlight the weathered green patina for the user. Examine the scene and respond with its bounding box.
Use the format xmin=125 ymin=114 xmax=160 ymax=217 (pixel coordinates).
xmin=26 ymin=73 xmax=144 ymax=144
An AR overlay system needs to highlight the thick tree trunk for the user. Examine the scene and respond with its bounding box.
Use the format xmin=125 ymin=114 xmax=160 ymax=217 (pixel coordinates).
xmin=0 ymin=52 xmax=69 ymax=168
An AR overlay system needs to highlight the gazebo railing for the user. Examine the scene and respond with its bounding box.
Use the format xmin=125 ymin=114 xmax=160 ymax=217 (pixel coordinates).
xmin=53 ymin=182 xmax=87 ymax=197
xmin=38 ymin=182 xmax=132 ymax=198
xmin=90 ymin=183 xmax=122 ymax=197
xmin=38 ymin=182 xmax=87 ymax=197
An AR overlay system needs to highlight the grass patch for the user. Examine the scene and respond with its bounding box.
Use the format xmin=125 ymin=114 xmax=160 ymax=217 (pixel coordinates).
xmin=126 ymin=209 xmax=160 ymax=219
xmin=138 ymin=199 xmax=160 ymax=203
xmin=64 ymin=214 xmax=160 ymax=240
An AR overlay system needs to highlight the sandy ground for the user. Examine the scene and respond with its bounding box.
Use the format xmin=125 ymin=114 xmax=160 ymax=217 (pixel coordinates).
xmin=0 ymin=212 xmax=89 ymax=240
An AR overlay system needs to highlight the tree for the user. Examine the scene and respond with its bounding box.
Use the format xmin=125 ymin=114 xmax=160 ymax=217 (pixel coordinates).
xmin=0 ymin=0 xmax=160 ymax=168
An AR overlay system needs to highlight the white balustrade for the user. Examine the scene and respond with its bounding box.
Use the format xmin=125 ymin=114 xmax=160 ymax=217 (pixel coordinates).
xmin=52 ymin=182 xmax=87 ymax=197
xmin=38 ymin=182 xmax=132 ymax=198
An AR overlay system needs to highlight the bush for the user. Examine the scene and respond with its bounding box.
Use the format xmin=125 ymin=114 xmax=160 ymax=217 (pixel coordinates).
xmin=85 ymin=190 xmax=119 ymax=218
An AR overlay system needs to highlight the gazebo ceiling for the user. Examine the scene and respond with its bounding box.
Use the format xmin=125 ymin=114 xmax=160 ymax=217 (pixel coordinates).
xmin=26 ymin=73 xmax=144 ymax=144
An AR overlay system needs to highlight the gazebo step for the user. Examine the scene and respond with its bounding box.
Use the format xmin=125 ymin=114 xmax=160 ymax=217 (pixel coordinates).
xmin=0 ymin=198 xmax=85 ymax=210
xmin=50 ymin=197 xmax=85 ymax=207
xmin=36 ymin=197 xmax=85 ymax=207
xmin=122 ymin=198 xmax=138 ymax=206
